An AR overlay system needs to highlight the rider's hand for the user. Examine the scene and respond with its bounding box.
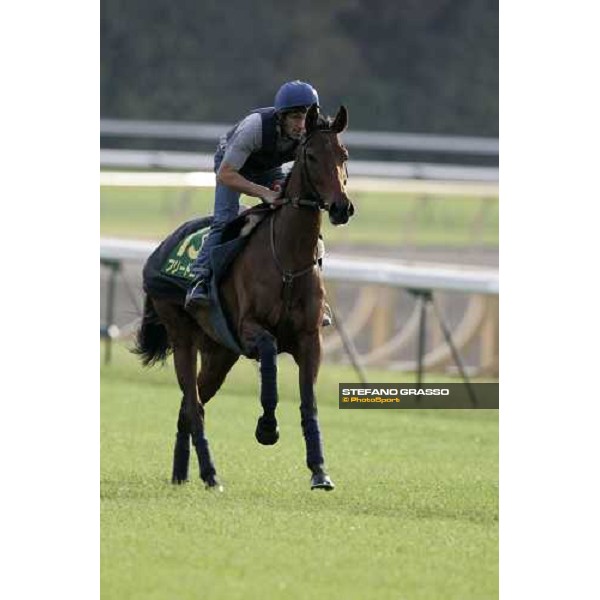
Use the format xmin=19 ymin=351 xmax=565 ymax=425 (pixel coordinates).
xmin=260 ymin=188 xmax=281 ymax=206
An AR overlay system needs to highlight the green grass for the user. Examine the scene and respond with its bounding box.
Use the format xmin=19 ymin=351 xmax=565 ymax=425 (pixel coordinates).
xmin=100 ymin=186 xmax=498 ymax=247
xmin=101 ymin=343 xmax=498 ymax=600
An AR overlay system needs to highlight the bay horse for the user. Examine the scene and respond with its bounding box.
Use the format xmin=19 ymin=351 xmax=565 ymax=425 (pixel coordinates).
xmin=134 ymin=104 xmax=354 ymax=491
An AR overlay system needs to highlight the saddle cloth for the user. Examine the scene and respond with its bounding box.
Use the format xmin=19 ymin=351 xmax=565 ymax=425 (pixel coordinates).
xmin=143 ymin=205 xmax=273 ymax=354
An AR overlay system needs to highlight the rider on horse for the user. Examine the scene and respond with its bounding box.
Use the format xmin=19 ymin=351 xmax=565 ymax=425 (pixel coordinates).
xmin=185 ymin=80 xmax=331 ymax=325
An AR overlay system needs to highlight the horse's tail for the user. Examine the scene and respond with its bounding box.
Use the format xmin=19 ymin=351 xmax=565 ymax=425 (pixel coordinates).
xmin=132 ymin=295 xmax=171 ymax=367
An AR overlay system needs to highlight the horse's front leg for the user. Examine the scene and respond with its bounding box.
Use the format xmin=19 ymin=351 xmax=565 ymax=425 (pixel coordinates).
xmin=243 ymin=326 xmax=280 ymax=445
xmin=295 ymin=332 xmax=334 ymax=491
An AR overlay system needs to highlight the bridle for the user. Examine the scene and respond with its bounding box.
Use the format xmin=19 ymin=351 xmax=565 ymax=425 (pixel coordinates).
xmin=283 ymin=128 xmax=347 ymax=211
xmin=269 ymin=128 xmax=346 ymax=307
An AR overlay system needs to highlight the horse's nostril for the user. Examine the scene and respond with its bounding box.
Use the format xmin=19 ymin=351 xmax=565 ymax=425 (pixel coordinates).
xmin=330 ymin=201 xmax=353 ymax=222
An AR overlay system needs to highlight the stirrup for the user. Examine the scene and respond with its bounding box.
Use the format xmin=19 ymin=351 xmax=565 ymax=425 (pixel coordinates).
xmin=185 ymin=277 xmax=211 ymax=310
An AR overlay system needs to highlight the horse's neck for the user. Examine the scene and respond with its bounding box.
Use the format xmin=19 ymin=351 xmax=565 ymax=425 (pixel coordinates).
xmin=275 ymin=173 xmax=321 ymax=268
xmin=274 ymin=205 xmax=321 ymax=268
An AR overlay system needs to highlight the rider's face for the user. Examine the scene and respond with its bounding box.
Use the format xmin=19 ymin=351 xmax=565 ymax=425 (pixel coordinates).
xmin=282 ymin=111 xmax=306 ymax=140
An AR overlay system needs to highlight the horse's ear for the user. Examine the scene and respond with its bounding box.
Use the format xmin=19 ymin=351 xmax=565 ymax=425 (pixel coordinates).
xmin=331 ymin=105 xmax=348 ymax=134
xmin=305 ymin=103 xmax=319 ymax=133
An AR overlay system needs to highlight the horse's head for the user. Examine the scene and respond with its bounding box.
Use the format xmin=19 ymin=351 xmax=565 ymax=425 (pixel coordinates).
xmin=297 ymin=104 xmax=355 ymax=226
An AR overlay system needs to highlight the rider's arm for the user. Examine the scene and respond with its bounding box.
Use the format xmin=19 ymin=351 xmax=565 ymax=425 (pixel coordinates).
xmin=216 ymin=162 xmax=279 ymax=203
xmin=217 ymin=113 xmax=280 ymax=203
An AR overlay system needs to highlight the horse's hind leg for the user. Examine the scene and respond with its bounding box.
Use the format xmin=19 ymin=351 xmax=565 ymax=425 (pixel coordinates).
xmin=182 ymin=335 xmax=239 ymax=487
xmin=172 ymin=396 xmax=190 ymax=484
xmin=152 ymin=300 xmax=223 ymax=488
xmin=197 ymin=336 xmax=239 ymax=406
xmin=171 ymin=337 xmax=222 ymax=489
xmin=148 ymin=300 xmax=193 ymax=484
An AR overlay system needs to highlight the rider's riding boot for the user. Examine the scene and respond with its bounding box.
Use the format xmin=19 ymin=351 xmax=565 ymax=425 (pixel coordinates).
xmin=185 ymin=275 xmax=211 ymax=311
xmin=322 ymin=302 xmax=333 ymax=327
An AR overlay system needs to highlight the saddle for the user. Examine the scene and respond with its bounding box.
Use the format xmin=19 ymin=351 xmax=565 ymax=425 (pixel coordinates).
xmin=143 ymin=205 xmax=272 ymax=298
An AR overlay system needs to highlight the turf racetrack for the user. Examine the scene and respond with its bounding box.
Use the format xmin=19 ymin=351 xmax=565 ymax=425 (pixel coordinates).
xmin=101 ymin=343 xmax=498 ymax=599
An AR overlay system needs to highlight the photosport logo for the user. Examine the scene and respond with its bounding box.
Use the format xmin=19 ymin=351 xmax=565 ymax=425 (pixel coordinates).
xmin=338 ymin=383 xmax=499 ymax=409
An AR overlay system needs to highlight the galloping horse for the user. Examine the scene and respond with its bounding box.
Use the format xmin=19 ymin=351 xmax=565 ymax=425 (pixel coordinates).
xmin=134 ymin=104 xmax=354 ymax=490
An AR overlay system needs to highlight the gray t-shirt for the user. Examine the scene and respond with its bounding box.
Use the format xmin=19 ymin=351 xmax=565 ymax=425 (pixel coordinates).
xmin=218 ymin=113 xmax=298 ymax=171
xmin=219 ymin=113 xmax=262 ymax=170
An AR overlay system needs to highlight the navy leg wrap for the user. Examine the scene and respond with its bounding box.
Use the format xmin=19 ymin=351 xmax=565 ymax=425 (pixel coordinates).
xmin=301 ymin=407 xmax=324 ymax=470
xmin=172 ymin=430 xmax=190 ymax=482
xmin=193 ymin=433 xmax=216 ymax=483
xmin=172 ymin=399 xmax=190 ymax=482
xmin=257 ymin=334 xmax=278 ymax=420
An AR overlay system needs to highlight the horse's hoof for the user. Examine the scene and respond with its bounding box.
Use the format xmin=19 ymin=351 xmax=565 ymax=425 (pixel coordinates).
xmin=255 ymin=427 xmax=280 ymax=445
xmin=204 ymin=475 xmax=224 ymax=492
xmin=310 ymin=473 xmax=335 ymax=491
xmin=206 ymin=483 xmax=224 ymax=492
xmin=255 ymin=418 xmax=280 ymax=446
xmin=205 ymin=481 xmax=224 ymax=492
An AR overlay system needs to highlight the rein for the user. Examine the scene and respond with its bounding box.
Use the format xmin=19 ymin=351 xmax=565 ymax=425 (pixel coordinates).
xmin=269 ymin=130 xmax=332 ymax=279
xmin=268 ymin=128 xmax=341 ymax=319
xmin=269 ymin=213 xmax=318 ymax=321
xmin=269 ymin=214 xmax=317 ymax=284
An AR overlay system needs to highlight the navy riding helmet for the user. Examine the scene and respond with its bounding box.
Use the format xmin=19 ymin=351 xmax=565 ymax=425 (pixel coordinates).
xmin=274 ymin=80 xmax=319 ymax=112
